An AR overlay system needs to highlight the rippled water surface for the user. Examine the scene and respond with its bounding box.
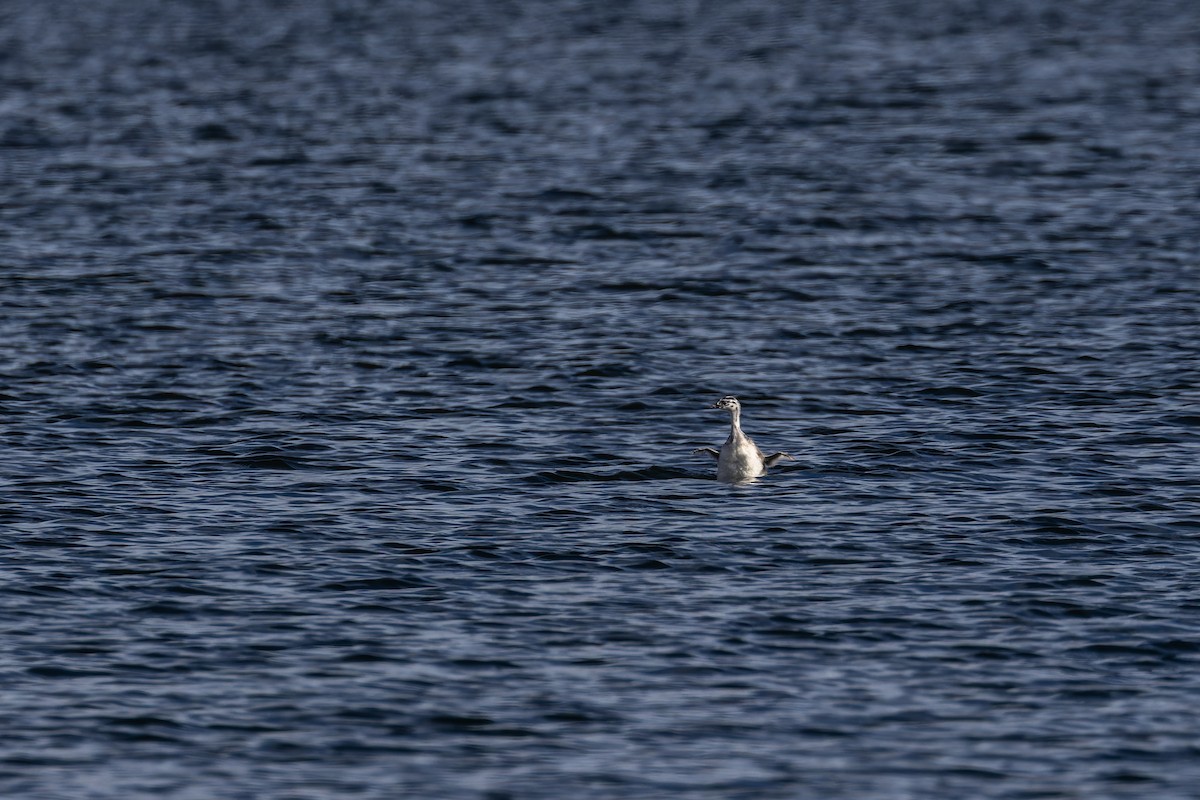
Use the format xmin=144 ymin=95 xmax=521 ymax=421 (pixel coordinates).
xmin=3 ymin=1 xmax=1200 ymax=797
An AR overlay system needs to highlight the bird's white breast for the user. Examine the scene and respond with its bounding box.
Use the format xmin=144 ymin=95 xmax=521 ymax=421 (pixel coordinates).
xmin=717 ymin=435 xmax=765 ymax=483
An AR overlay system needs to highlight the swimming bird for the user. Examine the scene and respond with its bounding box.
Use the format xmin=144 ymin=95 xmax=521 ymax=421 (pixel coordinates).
xmin=694 ymin=395 xmax=795 ymax=483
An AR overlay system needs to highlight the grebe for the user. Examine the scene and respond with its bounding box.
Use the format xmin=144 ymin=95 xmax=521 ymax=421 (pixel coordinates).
xmin=694 ymin=395 xmax=795 ymax=483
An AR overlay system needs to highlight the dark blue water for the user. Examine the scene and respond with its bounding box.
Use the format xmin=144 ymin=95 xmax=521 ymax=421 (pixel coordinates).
xmin=3 ymin=1 xmax=1200 ymax=797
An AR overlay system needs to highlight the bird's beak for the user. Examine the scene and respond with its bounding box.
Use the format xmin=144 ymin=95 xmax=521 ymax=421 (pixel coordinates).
xmin=709 ymin=402 xmax=720 ymax=408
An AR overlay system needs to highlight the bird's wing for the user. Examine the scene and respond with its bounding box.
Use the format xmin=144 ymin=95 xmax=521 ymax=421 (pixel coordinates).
xmin=763 ymin=452 xmax=796 ymax=467
xmin=693 ymin=447 xmax=720 ymax=460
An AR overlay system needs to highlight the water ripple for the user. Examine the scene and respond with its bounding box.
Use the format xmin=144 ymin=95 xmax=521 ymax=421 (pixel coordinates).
xmin=3 ymin=1 xmax=1200 ymax=798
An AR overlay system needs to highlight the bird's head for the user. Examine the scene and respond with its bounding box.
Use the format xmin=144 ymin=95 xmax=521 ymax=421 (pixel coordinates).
xmin=710 ymin=395 xmax=741 ymax=413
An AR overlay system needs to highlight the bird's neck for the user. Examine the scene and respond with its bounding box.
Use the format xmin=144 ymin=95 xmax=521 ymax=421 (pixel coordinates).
xmin=728 ymin=407 xmax=742 ymax=436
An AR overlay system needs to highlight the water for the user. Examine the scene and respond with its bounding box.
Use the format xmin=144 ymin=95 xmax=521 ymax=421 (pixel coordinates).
xmin=3 ymin=1 xmax=1199 ymax=797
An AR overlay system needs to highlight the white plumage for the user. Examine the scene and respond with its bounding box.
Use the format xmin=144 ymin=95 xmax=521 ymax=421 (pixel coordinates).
xmin=694 ymin=395 xmax=795 ymax=483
